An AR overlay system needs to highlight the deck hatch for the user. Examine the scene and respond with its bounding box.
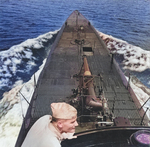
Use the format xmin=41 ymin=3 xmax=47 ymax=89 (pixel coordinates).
xmin=83 ymin=47 xmax=93 ymax=56
xmin=83 ymin=47 xmax=92 ymax=52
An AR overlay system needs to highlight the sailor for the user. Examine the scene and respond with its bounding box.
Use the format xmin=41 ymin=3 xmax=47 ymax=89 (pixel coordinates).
xmin=21 ymin=102 xmax=78 ymax=147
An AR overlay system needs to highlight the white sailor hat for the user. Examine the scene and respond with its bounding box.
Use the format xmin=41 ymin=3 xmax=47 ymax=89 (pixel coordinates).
xmin=51 ymin=102 xmax=77 ymax=119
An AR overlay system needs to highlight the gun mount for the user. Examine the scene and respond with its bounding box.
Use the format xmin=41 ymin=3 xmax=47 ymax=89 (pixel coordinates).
xmin=69 ymin=56 xmax=114 ymax=128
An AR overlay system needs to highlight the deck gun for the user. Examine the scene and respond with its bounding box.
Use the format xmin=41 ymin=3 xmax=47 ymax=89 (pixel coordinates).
xmin=71 ymin=56 xmax=114 ymax=127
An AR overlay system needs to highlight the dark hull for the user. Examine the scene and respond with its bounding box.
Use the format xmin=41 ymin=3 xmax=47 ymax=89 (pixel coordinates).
xmin=15 ymin=10 xmax=150 ymax=147
xmin=62 ymin=126 xmax=150 ymax=147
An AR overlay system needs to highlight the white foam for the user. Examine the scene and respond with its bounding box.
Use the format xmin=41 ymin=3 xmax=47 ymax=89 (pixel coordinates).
xmin=128 ymin=76 xmax=150 ymax=119
xmin=0 ymin=59 xmax=46 ymax=147
xmin=0 ymin=79 xmax=10 ymax=87
xmin=3 ymin=58 xmax=12 ymax=65
xmin=0 ymin=104 xmax=23 ymax=147
xmin=20 ymin=30 xmax=58 ymax=49
xmin=98 ymin=31 xmax=150 ymax=72
xmin=0 ymin=30 xmax=58 ymax=89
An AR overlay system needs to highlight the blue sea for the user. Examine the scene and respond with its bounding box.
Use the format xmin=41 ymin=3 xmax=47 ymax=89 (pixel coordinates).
xmin=0 ymin=0 xmax=150 ymax=99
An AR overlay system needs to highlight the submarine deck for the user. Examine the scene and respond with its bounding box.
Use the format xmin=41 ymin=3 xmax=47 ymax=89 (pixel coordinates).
xmin=29 ymin=11 xmax=144 ymax=130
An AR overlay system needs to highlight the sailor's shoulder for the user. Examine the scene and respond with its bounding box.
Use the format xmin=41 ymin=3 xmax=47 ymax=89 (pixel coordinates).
xmin=36 ymin=115 xmax=51 ymax=121
xmin=32 ymin=115 xmax=52 ymax=127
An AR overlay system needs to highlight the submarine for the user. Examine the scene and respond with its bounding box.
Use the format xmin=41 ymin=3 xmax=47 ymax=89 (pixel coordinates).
xmin=15 ymin=10 xmax=150 ymax=147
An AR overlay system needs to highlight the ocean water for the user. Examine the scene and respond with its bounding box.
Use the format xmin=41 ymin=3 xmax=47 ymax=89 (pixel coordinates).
xmin=0 ymin=0 xmax=150 ymax=146
xmin=0 ymin=0 xmax=150 ymax=98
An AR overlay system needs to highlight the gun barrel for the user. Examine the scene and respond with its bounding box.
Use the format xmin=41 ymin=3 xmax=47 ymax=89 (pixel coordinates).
xmin=86 ymin=81 xmax=102 ymax=109
xmin=84 ymin=57 xmax=91 ymax=76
